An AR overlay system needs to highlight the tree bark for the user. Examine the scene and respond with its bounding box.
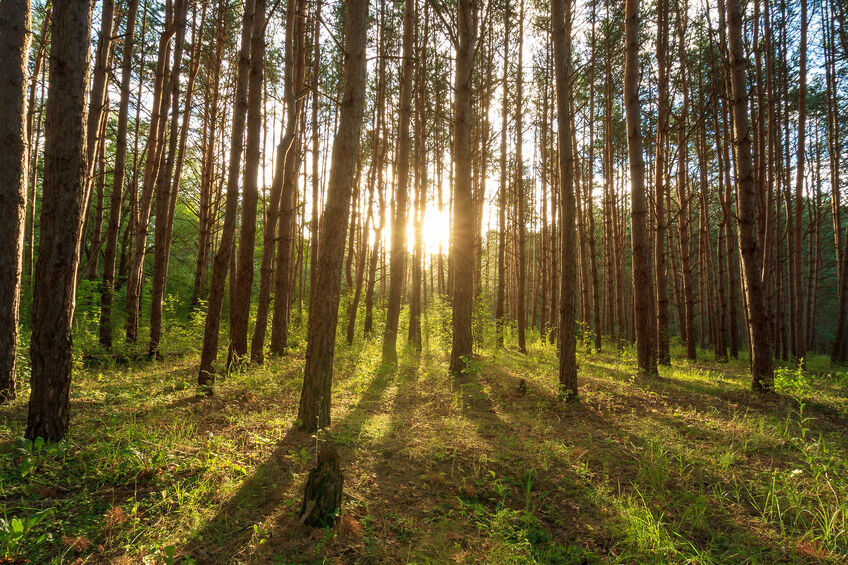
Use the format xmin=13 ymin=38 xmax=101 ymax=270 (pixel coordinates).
xmin=624 ymin=0 xmax=656 ymax=375
xmin=27 ymin=0 xmax=93 ymax=441
xmin=98 ymin=0 xmax=139 ymax=348
xmin=448 ymin=0 xmax=477 ymax=376
xmin=383 ymin=0 xmax=415 ymax=363
xmin=552 ymin=0 xmax=578 ymax=398
xmin=297 ymin=0 xmax=368 ymax=431
xmin=0 ymin=0 xmax=31 ymax=402
xmin=726 ymin=0 xmax=774 ymax=391
xmin=230 ymin=0 xmax=265 ymax=366
xmin=197 ymin=0 xmax=256 ymax=390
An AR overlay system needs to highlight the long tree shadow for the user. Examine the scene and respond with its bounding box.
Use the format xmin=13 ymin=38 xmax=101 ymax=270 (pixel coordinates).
xmin=475 ymin=358 xmax=825 ymax=561
xmin=178 ymin=351 xmax=400 ymax=562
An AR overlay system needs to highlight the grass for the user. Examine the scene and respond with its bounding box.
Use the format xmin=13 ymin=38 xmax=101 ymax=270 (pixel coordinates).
xmin=2 ymin=305 xmax=848 ymax=563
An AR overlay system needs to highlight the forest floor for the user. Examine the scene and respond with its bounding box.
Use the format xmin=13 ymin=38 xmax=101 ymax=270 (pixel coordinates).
xmin=2 ymin=315 xmax=848 ymax=563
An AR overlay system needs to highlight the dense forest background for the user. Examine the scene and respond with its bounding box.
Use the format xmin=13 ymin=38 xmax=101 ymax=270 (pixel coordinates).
xmin=3 ymin=0 xmax=848 ymax=560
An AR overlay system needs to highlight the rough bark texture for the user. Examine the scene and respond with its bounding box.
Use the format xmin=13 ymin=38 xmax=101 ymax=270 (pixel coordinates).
xmin=654 ymin=0 xmax=670 ymax=365
xmin=624 ymin=0 xmax=657 ymax=375
xmin=382 ymin=0 xmax=415 ymax=363
xmin=552 ymin=0 xmax=578 ymax=398
xmin=98 ymin=0 xmax=139 ymax=348
xmin=296 ymin=0 xmax=368 ymax=431
xmin=449 ymin=0 xmax=477 ymax=376
xmin=230 ymin=0 xmax=265 ymax=366
xmin=300 ymin=443 xmax=343 ymax=527
xmin=267 ymin=0 xmax=307 ymax=356
xmin=726 ymin=0 xmax=774 ymax=391
xmin=0 ymin=0 xmax=31 ymax=402
xmin=27 ymin=0 xmax=93 ymax=441
xmin=197 ymin=0 xmax=256 ymax=390
xmin=515 ymin=0 xmax=527 ymax=354
xmin=149 ymin=0 xmax=187 ymax=358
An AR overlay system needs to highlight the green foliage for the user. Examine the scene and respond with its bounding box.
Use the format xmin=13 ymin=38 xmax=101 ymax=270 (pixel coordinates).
xmin=0 ymin=509 xmax=52 ymax=559
xmin=774 ymin=359 xmax=813 ymax=398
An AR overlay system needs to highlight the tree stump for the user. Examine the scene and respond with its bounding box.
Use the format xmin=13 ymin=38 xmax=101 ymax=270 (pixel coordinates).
xmin=300 ymin=443 xmax=344 ymax=527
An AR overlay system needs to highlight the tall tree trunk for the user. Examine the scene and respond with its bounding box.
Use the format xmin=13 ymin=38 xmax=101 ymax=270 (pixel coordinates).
xmin=197 ymin=0 xmax=256 ymax=390
xmin=125 ymin=16 xmax=176 ymax=343
xmin=625 ymin=0 xmax=657 ymax=375
xmin=792 ymin=0 xmax=807 ymax=364
xmin=297 ymin=0 xmax=368 ymax=431
xmin=0 ymin=0 xmax=31 ymax=402
xmin=495 ymin=8 xmax=509 ymax=348
xmin=654 ymin=0 xmax=670 ymax=365
xmin=383 ymin=0 xmax=415 ymax=363
xmin=149 ymin=0 xmax=188 ymax=358
xmin=26 ymin=0 xmax=93 ymax=441
xmin=726 ymin=0 xmax=774 ymax=391
xmin=230 ymin=0 xmax=265 ymax=366
xmin=515 ymin=0 xmax=527 ymax=354
xmin=449 ymin=0 xmax=477 ymax=376
xmin=552 ymin=0 xmax=578 ymax=398
xmin=269 ymin=0 xmax=307 ymax=355
xmin=98 ymin=0 xmax=139 ymax=348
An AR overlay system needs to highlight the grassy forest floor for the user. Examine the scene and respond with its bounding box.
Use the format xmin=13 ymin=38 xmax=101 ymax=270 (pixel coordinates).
xmin=2 ymin=306 xmax=848 ymax=563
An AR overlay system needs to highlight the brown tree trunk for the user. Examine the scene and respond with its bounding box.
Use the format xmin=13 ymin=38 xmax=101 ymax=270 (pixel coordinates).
xmin=625 ymin=0 xmax=656 ymax=375
xmin=792 ymin=0 xmax=807 ymax=364
xmin=383 ymin=0 xmax=415 ymax=363
xmin=552 ymin=0 xmax=578 ymax=398
xmin=197 ymin=0 xmax=256 ymax=390
xmin=495 ymin=8 xmax=510 ymax=348
xmin=126 ymin=15 xmax=176 ymax=342
xmin=0 ymin=0 xmax=31 ymax=402
xmin=269 ymin=0 xmax=307 ymax=355
xmin=726 ymin=0 xmax=774 ymax=391
xmin=149 ymin=0 xmax=188 ymax=358
xmin=229 ymin=0 xmax=265 ymax=366
xmin=449 ymin=0 xmax=477 ymax=376
xmin=515 ymin=0 xmax=527 ymax=354
xmin=297 ymin=0 xmax=368 ymax=431
xmin=654 ymin=0 xmax=670 ymax=365
xmin=98 ymin=0 xmax=139 ymax=348
xmin=27 ymin=0 xmax=93 ymax=441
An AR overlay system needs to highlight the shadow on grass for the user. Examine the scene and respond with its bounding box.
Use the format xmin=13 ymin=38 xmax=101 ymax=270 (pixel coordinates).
xmin=178 ymin=350 xmax=402 ymax=562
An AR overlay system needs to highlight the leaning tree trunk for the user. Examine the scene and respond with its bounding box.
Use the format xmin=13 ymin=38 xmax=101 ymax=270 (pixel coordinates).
xmin=551 ymin=0 xmax=578 ymax=398
xmin=0 ymin=0 xmax=31 ymax=403
xmin=27 ymin=0 xmax=93 ymax=441
xmin=297 ymin=0 xmax=368 ymax=431
xmin=624 ymin=0 xmax=657 ymax=375
xmin=449 ymin=0 xmax=478 ymax=376
xmin=197 ymin=0 xmax=256 ymax=391
xmin=726 ymin=0 xmax=774 ymax=391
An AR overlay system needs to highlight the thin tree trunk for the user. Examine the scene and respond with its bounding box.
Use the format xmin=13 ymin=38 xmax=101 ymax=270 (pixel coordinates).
xmin=383 ymin=0 xmax=415 ymax=363
xmin=226 ymin=0 xmax=264 ymax=365
xmin=625 ymin=0 xmax=656 ymax=375
xmin=297 ymin=0 xmax=368 ymax=430
xmin=197 ymin=0 xmax=256 ymax=390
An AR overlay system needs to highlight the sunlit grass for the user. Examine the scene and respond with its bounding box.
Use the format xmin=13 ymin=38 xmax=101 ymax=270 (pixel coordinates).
xmin=2 ymin=301 xmax=848 ymax=562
